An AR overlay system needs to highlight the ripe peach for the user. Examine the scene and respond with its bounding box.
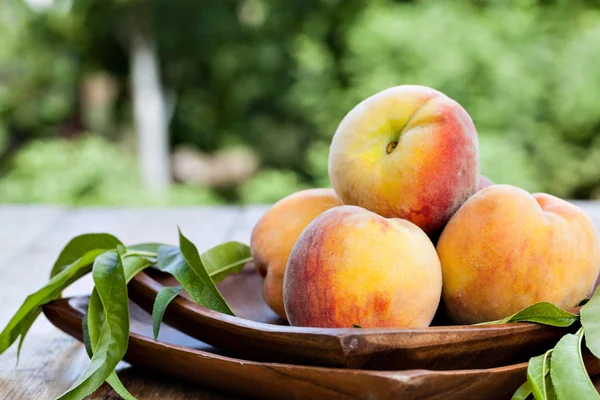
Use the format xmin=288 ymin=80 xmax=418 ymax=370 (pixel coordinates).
xmin=283 ymin=205 xmax=442 ymax=328
xmin=437 ymin=184 xmax=600 ymax=324
xmin=478 ymin=175 xmax=494 ymax=190
xmin=329 ymin=85 xmax=478 ymax=235
xmin=251 ymin=188 xmax=342 ymax=319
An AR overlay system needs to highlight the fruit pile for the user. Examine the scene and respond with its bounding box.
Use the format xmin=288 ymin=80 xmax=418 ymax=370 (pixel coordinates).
xmin=251 ymin=85 xmax=600 ymax=328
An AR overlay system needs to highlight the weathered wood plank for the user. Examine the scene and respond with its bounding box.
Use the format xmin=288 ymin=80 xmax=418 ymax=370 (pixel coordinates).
xmin=226 ymin=205 xmax=268 ymax=245
xmin=0 ymin=205 xmax=67 ymax=270
xmin=0 ymin=207 xmax=242 ymax=399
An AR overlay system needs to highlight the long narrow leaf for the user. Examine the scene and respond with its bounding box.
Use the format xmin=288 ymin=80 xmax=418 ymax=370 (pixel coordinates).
xmin=85 ymin=254 xmax=156 ymax=350
xmin=527 ymin=349 xmax=552 ymax=400
xmin=477 ymin=302 xmax=579 ymax=327
xmin=151 ymin=240 xmax=252 ymax=336
xmin=104 ymin=375 xmax=137 ymax=400
xmin=550 ymin=328 xmax=599 ymax=400
xmin=200 ymin=241 xmax=251 ymax=283
xmin=580 ymin=287 xmax=600 ymax=358
xmin=107 ymin=255 xmax=152 ymax=400
xmin=545 ymin=374 xmax=557 ymax=400
xmin=57 ymin=247 xmax=130 ymax=400
xmin=84 ymin=255 xmax=151 ymax=400
xmin=82 ymin=313 xmax=92 ymax=358
xmin=127 ymin=243 xmax=166 ymax=253
xmin=15 ymin=308 xmax=41 ymax=363
xmin=512 ymin=381 xmax=532 ymax=400
xmin=50 ymin=234 xmax=122 ymax=278
xmin=0 ymin=255 xmax=95 ymax=354
xmin=152 ymin=286 xmax=182 ymax=340
xmin=155 ymin=245 xmax=234 ymax=315
xmin=178 ymin=229 xmax=233 ymax=314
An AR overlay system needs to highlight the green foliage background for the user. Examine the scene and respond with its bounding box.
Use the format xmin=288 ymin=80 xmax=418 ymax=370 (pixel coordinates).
xmin=1 ymin=0 xmax=600 ymax=204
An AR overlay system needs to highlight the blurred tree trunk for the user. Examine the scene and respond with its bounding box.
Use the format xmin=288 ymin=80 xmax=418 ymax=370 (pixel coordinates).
xmin=129 ymin=28 xmax=170 ymax=195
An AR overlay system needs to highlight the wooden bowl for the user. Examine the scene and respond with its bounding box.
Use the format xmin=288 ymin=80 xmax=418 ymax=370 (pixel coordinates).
xmin=43 ymin=296 xmax=599 ymax=400
xmin=127 ymin=266 xmax=573 ymax=370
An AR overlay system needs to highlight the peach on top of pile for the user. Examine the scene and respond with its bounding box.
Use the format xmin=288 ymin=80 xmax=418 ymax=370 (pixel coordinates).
xmin=250 ymin=84 xmax=600 ymax=328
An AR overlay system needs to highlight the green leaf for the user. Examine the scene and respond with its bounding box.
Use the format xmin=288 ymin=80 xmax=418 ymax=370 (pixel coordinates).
xmin=200 ymin=241 xmax=251 ymax=283
xmin=352 ymin=324 xmax=362 ymax=328
xmin=104 ymin=374 xmax=137 ymax=400
xmin=82 ymin=313 xmax=92 ymax=358
xmin=87 ymin=291 xmax=103 ymax=352
xmin=152 ymin=286 xmax=182 ymax=340
xmin=477 ymin=302 xmax=579 ymax=327
xmin=16 ymin=309 xmax=41 ymax=363
xmin=87 ymin=291 xmax=133 ymax=400
xmin=545 ymin=374 xmax=557 ymax=400
xmin=527 ymin=349 xmax=552 ymax=400
xmin=57 ymin=247 xmax=130 ymax=400
xmin=512 ymin=381 xmax=533 ymax=400
xmin=85 ymin=255 xmax=151 ymax=400
xmin=153 ymin=230 xmax=234 ymax=316
xmin=50 ymin=234 xmax=122 ymax=278
xmin=580 ymin=286 xmax=600 ymax=359
xmin=155 ymin=245 xmax=233 ymax=315
xmin=177 ymin=229 xmax=233 ymax=315
xmin=550 ymin=328 xmax=599 ymax=400
xmin=127 ymin=243 xmax=166 ymax=253
xmin=150 ymin=239 xmax=250 ymax=339
xmin=108 ymin=255 xmax=153 ymax=400
xmin=85 ymin=253 xmax=154 ymax=350
xmin=123 ymin=256 xmax=154 ymax=284
xmin=0 ymin=256 xmax=94 ymax=355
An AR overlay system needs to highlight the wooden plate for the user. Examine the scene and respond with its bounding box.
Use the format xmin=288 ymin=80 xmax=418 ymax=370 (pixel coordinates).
xmin=43 ymin=296 xmax=597 ymax=400
xmin=128 ymin=266 xmax=573 ymax=370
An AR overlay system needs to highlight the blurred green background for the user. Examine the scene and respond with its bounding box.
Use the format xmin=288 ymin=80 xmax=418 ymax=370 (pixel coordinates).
xmin=1 ymin=0 xmax=600 ymax=205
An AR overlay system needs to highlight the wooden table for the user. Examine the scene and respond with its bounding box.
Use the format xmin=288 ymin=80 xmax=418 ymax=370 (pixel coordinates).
xmin=0 ymin=205 xmax=272 ymax=399
xmin=1 ymin=203 xmax=600 ymax=399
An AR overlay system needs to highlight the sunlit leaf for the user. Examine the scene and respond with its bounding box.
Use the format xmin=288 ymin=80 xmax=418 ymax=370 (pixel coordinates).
xmin=200 ymin=241 xmax=251 ymax=283
xmin=550 ymin=329 xmax=599 ymax=400
xmin=477 ymin=302 xmax=578 ymax=327
xmin=57 ymin=247 xmax=130 ymax=400
xmin=50 ymin=234 xmax=122 ymax=278
xmin=152 ymin=286 xmax=182 ymax=340
xmin=527 ymin=349 xmax=551 ymax=400
xmin=511 ymin=381 xmax=532 ymax=400
xmin=580 ymin=286 xmax=600 ymax=358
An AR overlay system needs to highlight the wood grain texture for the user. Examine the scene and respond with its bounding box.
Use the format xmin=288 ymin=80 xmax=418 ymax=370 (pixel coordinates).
xmin=0 ymin=206 xmax=242 ymax=400
xmin=0 ymin=205 xmax=66 ymax=269
xmin=44 ymin=296 xmax=600 ymax=400
xmin=129 ymin=267 xmax=575 ymax=370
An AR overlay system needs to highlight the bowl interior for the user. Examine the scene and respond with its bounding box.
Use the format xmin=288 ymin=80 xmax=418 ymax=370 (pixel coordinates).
xmin=147 ymin=266 xmax=288 ymax=325
xmin=145 ymin=265 xmax=454 ymax=327
xmin=130 ymin=266 xmax=576 ymax=371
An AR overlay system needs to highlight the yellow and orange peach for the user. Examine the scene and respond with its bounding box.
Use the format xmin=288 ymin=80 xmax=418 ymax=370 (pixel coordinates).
xmin=329 ymin=85 xmax=479 ymax=235
xmin=283 ymin=205 xmax=442 ymax=328
xmin=437 ymin=184 xmax=600 ymax=324
xmin=251 ymin=188 xmax=342 ymax=319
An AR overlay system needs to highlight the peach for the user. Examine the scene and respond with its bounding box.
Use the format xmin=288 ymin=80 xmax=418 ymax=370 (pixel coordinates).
xmin=283 ymin=205 xmax=442 ymax=328
xmin=478 ymin=175 xmax=494 ymax=190
xmin=251 ymin=188 xmax=342 ymax=319
xmin=437 ymin=184 xmax=600 ymax=324
xmin=329 ymin=85 xmax=478 ymax=235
